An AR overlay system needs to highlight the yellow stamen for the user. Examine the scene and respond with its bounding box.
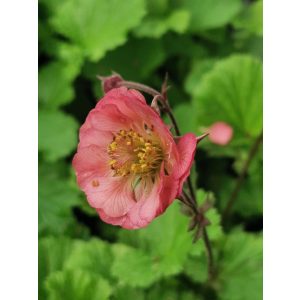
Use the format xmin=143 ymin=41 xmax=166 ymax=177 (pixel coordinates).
xmin=109 ymin=159 xmax=117 ymax=165
xmin=107 ymin=129 xmax=164 ymax=177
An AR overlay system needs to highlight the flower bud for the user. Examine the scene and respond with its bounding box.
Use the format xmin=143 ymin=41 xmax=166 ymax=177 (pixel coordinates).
xmin=98 ymin=74 xmax=123 ymax=94
xmin=208 ymin=122 xmax=233 ymax=145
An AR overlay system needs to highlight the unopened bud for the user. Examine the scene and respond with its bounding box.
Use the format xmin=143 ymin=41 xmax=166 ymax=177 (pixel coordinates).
xmin=97 ymin=73 xmax=123 ymax=94
xmin=208 ymin=122 xmax=233 ymax=145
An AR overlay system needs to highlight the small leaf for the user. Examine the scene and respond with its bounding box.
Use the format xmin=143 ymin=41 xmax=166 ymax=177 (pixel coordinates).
xmin=38 ymin=162 xmax=81 ymax=235
xmin=184 ymin=59 xmax=216 ymax=96
xmin=111 ymin=244 xmax=159 ymax=287
xmin=113 ymin=286 xmax=145 ymax=300
xmin=173 ymin=103 xmax=198 ymax=134
xmin=134 ymin=9 xmax=190 ymax=38
xmin=51 ymin=0 xmax=146 ymax=61
xmin=196 ymin=190 xmax=223 ymax=241
xmin=39 ymin=110 xmax=79 ymax=161
xmin=217 ymin=230 xmax=262 ymax=300
xmin=118 ymin=203 xmax=193 ymax=283
xmin=65 ymin=238 xmax=114 ymax=280
xmin=176 ymin=0 xmax=243 ymax=31
xmin=38 ymin=61 xmax=76 ymax=109
xmin=46 ymin=269 xmax=112 ymax=300
xmin=233 ymin=1 xmax=263 ymax=36
xmin=39 ymin=237 xmax=74 ymax=299
xmin=84 ymin=38 xmax=166 ymax=82
xmin=184 ymin=251 xmax=208 ymax=284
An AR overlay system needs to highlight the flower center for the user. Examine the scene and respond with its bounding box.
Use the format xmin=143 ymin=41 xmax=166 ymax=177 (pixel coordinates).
xmin=107 ymin=129 xmax=164 ymax=177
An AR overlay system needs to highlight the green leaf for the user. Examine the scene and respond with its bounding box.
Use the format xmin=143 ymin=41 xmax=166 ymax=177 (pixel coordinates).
xmin=176 ymin=0 xmax=243 ymax=31
xmin=51 ymin=0 xmax=146 ymax=61
xmin=38 ymin=20 xmax=59 ymax=57
xmin=38 ymin=162 xmax=81 ymax=235
xmin=196 ymin=190 xmax=223 ymax=241
xmin=39 ymin=0 xmax=64 ymax=15
xmin=39 ymin=110 xmax=79 ymax=161
xmin=184 ymin=59 xmax=216 ymax=96
xmin=65 ymin=238 xmax=114 ymax=280
xmin=134 ymin=9 xmax=190 ymax=38
xmin=118 ymin=203 xmax=193 ymax=281
xmin=111 ymin=244 xmax=159 ymax=287
xmin=162 ymin=35 xmax=207 ymax=59
xmin=192 ymin=54 xmax=263 ymax=138
xmin=84 ymin=38 xmax=166 ymax=82
xmin=173 ymin=103 xmax=199 ymax=134
xmin=146 ymin=0 xmax=169 ymax=15
xmin=112 ymin=286 xmax=145 ymax=300
xmin=217 ymin=230 xmax=262 ymax=300
xmin=39 ymin=237 xmax=74 ymax=299
xmin=46 ymin=269 xmax=112 ymax=300
xmin=146 ymin=280 xmax=203 ymax=300
xmin=233 ymin=1 xmax=263 ymax=36
xmin=38 ymin=61 xmax=76 ymax=109
xmin=183 ymin=251 xmax=208 ymax=283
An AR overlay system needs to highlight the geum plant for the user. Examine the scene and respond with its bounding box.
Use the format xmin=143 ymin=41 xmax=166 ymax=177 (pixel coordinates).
xmin=73 ymin=74 xmax=216 ymax=279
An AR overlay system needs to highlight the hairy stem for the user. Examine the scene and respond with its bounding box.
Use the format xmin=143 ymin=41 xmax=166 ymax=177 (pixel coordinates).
xmin=203 ymin=227 xmax=214 ymax=281
xmin=222 ymin=132 xmax=263 ymax=222
xmin=118 ymin=81 xmax=161 ymax=97
xmin=162 ymin=103 xmax=181 ymax=137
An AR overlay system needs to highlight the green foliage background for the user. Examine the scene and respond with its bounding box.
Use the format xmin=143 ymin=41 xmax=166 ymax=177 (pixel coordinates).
xmin=39 ymin=0 xmax=263 ymax=299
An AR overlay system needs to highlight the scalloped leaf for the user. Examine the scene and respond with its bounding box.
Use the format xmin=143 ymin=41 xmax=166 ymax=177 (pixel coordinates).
xmin=39 ymin=237 xmax=74 ymax=299
xmin=111 ymin=244 xmax=159 ymax=287
xmin=176 ymin=0 xmax=243 ymax=31
xmin=64 ymin=238 xmax=113 ymax=280
xmin=233 ymin=1 xmax=262 ymax=36
xmin=134 ymin=9 xmax=190 ymax=38
xmin=38 ymin=162 xmax=81 ymax=235
xmin=46 ymin=269 xmax=111 ymax=300
xmin=192 ymin=55 xmax=262 ymax=138
xmin=39 ymin=110 xmax=79 ymax=161
xmin=217 ymin=230 xmax=262 ymax=300
xmin=51 ymin=0 xmax=146 ymax=61
xmin=118 ymin=203 xmax=193 ymax=281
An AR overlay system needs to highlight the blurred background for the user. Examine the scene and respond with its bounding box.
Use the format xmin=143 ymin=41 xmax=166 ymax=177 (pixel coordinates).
xmin=38 ymin=0 xmax=262 ymax=299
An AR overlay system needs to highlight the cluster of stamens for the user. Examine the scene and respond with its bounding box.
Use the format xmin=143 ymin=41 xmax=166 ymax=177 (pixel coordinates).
xmin=107 ymin=129 xmax=164 ymax=177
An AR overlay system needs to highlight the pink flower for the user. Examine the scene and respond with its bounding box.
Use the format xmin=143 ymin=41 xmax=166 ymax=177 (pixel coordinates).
xmin=72 ymin=87 xmax=197 ymax=229
xmin=208 ymin=122 xmax=233 ymax=146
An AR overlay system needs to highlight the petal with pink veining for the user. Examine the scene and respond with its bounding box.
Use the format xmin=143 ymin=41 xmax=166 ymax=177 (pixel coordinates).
xmin=87 ymin=104 xmax=132 ymax=132
xmin=82 ymin=175 xmax=136 ymax=217
xmin=73 ymin=144 xmax=110 ymax=174
xmin=78 ymin=128 xmax=113 ymax=150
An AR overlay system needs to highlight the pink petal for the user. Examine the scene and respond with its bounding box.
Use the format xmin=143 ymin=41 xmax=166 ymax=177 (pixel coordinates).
xmin=174 ymin=133 xmax=197 ymax=196
xmin=72 ymin=144 xmax=110 ymax=174
xmin=83 ymin=175 xmax=136 ymax=217
xmin=97 ymin=209 xmax=127 ymax=227
xmin=96 ymin=174 xmax=179 ymax=229
xmin=96 ymin=87 xmax=146 ymax=110
xmin=78 ymin=128 xmax=113 ymax=150
xmin=124 ymin=164 xmax=179 ymax=229
xmin=87 ymin=104 xmax=132 ymax=132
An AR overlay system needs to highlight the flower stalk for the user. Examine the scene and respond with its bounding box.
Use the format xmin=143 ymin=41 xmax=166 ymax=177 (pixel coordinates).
xmin=222 ymin=132 xmax=263 ymax=223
